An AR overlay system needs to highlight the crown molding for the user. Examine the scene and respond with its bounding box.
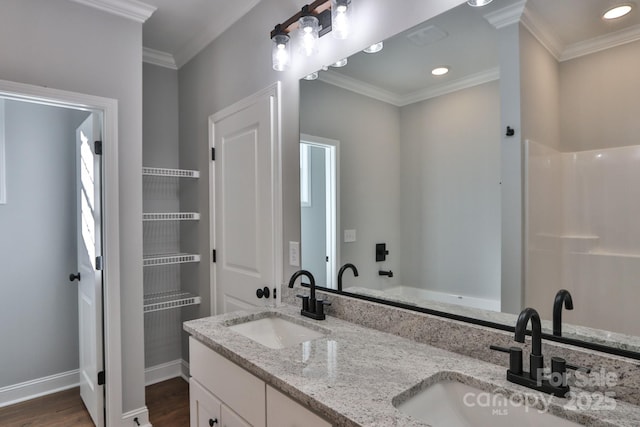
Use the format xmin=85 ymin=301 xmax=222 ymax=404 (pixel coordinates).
xmin=69 ymin=0 xmax=156 ymax=23
xmin=319 ymin=67 xmax=500 ymax=108
xmin=484 ymin=0 xmax=527 ymax=29
xmin=143 ymin=47 xmax=177 ymax=70
xmin=561 ymin=24 xmax=640 ymax=61
xmin=318 ymin=71 xmax=402 ymax=106
xmin=520 ymin=5 xmax=562 ymax=61
xmin=399 ymin=68 xmax=499 ymax=107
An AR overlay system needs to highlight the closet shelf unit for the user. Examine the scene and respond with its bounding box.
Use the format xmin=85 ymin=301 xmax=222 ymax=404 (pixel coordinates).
xmin=142 ymin=166 xmax=201 ymax=313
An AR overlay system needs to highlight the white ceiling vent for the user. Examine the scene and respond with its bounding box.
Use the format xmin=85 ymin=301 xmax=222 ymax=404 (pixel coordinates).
xmin=405 ymin=24 xmax=448 ymax=46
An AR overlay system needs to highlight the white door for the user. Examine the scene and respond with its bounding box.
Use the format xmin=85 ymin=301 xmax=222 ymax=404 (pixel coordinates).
xmin=74 ymin=113 xmax=104 ymax=427
xmin=211 ymin=84 xmax=281 ymax=314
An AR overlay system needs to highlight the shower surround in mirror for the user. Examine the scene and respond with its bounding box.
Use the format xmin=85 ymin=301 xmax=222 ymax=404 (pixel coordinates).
xmin=526 ymin=140 xmax=640 ymax=337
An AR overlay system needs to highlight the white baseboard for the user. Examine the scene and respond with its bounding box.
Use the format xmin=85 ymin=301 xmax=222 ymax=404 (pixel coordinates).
xmin=145 ymin=359 xmax=190 ymax=386
xmin=122 ymin=406 xmax=151 ymax=427
xmin=0 ymin=369 xmax=79 ymax=408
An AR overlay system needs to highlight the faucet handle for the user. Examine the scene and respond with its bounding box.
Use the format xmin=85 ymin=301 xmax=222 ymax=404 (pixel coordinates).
xmin=315 ymin=299 xmax=331 ymax=317
xmin=296 ymin=294 xmax=310 ymax=312
xmin=566 ymin=363 xmax=591 ymax=374
xmin=490 ymin=345 xmax=523 ymax=375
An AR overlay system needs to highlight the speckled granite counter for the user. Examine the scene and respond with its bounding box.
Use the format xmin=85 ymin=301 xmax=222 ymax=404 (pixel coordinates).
xmin=184 ymin=305 xmax=640 ymax=427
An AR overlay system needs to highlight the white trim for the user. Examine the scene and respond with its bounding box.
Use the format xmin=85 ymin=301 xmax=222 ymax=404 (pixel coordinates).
xmin=144 ymin=359 xmax=189 ymax=385
xmin=173 ymin=0 xmax=262 ymax=68
xmin=521 ymin=6 xmax=640 ymax=62
xmin=209 ymin=82 xmax=283 ymax=314
xmin=0 ymin=79 xmax=122 ymax=427
xmin=483 ymin=0 xmax=526 ymax=29
xmin=319 ymin=68 xmax=499 ymax=107
xmin=68 ymin=0 xmax=156 ymax=23
xmin=0 ymin=99 xmax=5 ymax=204
xmin=122 ymin=407 xmax=151 ymax=427
xmin=0 ymin=370 xmax=79 ymax=408
xmin=143 ymin=47 xmax=178 ymax=70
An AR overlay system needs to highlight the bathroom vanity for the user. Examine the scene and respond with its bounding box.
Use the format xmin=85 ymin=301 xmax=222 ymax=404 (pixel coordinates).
xmin=184 ymin=304 xmax=640 ymax=427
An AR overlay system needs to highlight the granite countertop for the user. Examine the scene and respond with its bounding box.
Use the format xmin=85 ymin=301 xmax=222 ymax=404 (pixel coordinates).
xmin=184 ymin=304 xmax=640 ymax=427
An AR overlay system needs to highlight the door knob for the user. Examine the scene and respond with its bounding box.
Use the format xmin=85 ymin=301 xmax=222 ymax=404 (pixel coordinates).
xmin=69 ymin=272 xmax=81 ymax=282
xmin=209 ymin=418 xmax=218 ymax=426
xmin=256 ymin=286 xmax=270 ymax=299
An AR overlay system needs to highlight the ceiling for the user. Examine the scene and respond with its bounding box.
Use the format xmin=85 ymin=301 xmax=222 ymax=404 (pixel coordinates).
xmin=317 ymin=0 xmax=640 ymax=106
xmin=141 ymin=0 xmax=262 ymax=69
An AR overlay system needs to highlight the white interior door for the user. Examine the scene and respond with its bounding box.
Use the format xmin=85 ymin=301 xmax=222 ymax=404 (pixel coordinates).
xmin=74 ymin=113 xmax=104 ymax=427
xmin=211 ymin=85 xmax=281 ymax=314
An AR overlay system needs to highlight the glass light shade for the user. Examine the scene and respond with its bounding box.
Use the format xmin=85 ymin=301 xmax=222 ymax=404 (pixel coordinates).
xmin=603 ymin=4 xmax=632 ymax=19
xmin=298 ymin=15 xmax=320 ymax=56
xmin=467 ymin=0 xmax=493 ymax=6
xmin=304 ymin=72 xmax=319 ymax=80
xmin=271 ymin=33 xmax=290 ymax=71
xmin=363 ymin=42 xmax=383 ymax=53
xmin=331 ymin=58 xmax=348 ymax=67
xmin=331 ymin=0 xmax=352 ymax=39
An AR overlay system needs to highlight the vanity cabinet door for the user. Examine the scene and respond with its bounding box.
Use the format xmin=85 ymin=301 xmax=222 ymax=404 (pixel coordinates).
xmin=221 ymin=404 xmax=252 ymax=427
xmin=190 ymin=379 xmax=222 ymax=427
xmin=266 ymin=385 xmax=332 ymax=427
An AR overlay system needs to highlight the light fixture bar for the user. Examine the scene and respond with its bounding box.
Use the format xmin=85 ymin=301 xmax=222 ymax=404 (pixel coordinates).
xmin=270 ymin=0 xmax=333 ymax=39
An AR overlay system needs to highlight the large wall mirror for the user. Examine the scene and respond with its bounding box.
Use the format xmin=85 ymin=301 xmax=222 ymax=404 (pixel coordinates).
xmin=299 ymin=0 xmax=640 ymax=355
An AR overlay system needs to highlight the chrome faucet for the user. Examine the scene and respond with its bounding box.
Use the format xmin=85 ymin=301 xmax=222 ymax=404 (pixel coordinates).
xmin=337 ymin=263 xmax=359 ymax=291
xmin=288 ymin=270 xmax=330 ymax=320
xmin=553 ymin=289 xmax=573 ymax=337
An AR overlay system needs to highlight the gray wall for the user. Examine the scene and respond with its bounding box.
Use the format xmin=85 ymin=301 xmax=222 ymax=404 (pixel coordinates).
xmin=300 ymin=80 xmax=401 ymax=290
xmin=560 ymin=39 xmax=640 ymax=152
xmin=0 ymin=0 xmax=145 ymax=413
xmin=178 ymin=0 xmax=465 ymax=309
xmin=0 ymin=100 xmax=88 ymax=387
xmin=399 ymin=81 xmax=501 ymax=300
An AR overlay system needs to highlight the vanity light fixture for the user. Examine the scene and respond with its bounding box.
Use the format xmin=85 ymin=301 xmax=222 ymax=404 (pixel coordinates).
xmin=467 ymin=0 xmax=493 ymax=6
xmin=603 ymin=4 xmax=633 ymax=19
xmin=431 ymin=66 xmax=449 ymax=76
xmin=270 ymin=0 xmax=353 ymax=72
xmin=271 ymin=25 xmax=291 ymax=71
xmin=363 ymin=42 xmax=383 ymax=53
xmin=298 ymin=8 xmax=321 ymax=57
xmin=330 ymin=58 xmax=348 ymax=67
xmin=331 ymin=0 xmax=352 ymax=39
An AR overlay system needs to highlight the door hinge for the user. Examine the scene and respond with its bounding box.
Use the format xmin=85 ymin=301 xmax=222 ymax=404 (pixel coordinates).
xmin=212 ymin=249 xmax=216 ymax=263
xmin=211 ymin=147 xmax=215 ymax=161
xmin=95 ymin=256 xmax=103 ymax=271
xmin=98 ymin=371 xmax=105 ymax=386
xmin=94 ymin=140 xmax=103 ymax=155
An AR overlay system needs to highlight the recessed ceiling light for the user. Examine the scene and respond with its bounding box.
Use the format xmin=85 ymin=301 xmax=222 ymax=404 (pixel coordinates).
xmin=431 ymin=66 xmax=449 ymax=76
xmin=467 ymin=0 xmax=493 ymax=7
xmin=331 ymin=58 xmax=348 ymax=68
xmin=363 ymin=42 xmax=383 ymax=53
xmin=603 ymin=4 xmax=633 ymax=19
xmin=304 ymin=72 xmax=319 ymax=81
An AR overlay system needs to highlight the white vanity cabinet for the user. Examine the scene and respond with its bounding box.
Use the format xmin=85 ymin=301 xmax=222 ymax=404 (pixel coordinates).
xmin=189 ymin=337 xmax=332 ymax=427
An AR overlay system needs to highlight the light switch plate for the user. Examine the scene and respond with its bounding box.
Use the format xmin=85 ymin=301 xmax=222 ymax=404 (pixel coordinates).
xmin=344 ymin=229 xmax=356 ymax=243
xmin=289 ymin=241 xmax=300 ymax=266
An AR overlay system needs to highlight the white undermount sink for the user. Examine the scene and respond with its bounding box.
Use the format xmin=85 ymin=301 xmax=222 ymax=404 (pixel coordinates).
xmin=394 ymin=378 xmax=582 ymax=427
xmin=227 ymin=314 xmax=327 ymax=349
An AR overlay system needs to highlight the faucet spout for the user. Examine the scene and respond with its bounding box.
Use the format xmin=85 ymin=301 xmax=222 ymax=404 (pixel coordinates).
xmin=514 ymin=307 xmax=542 ymax=356
xmin=337 ymin=263 xmax=359 ymax=291
xmin=288 ymin=269 xmax=316 ymax=302
xmin=553 ymin=289 xmax=573 ymax=337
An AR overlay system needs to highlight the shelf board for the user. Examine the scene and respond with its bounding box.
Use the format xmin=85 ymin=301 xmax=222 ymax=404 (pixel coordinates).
xmin=143 ymin=253 xmax=201 ymax=267
xmin=143 ymin=212 xmax=200 ymax=221
xmin=143 ymin=291 xmax=201 ymax=313
xmin=142 ymin=167 xmax=199 ymax=178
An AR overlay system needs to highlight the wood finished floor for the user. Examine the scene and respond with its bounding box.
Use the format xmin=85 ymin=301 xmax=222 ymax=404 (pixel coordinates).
xmin=0 ymin=377 xmax=189 ymax=427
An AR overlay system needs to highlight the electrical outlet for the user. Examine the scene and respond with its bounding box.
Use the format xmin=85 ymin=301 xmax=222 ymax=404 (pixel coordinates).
xmin=289 ymin=241 xmax=300 ymax=266
xmin=344 ymin=229 xmax=356 ymax=243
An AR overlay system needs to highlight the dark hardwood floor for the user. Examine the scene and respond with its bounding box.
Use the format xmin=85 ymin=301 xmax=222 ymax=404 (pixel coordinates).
xmin=0 ymin=377 xmax=189 ymax=427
